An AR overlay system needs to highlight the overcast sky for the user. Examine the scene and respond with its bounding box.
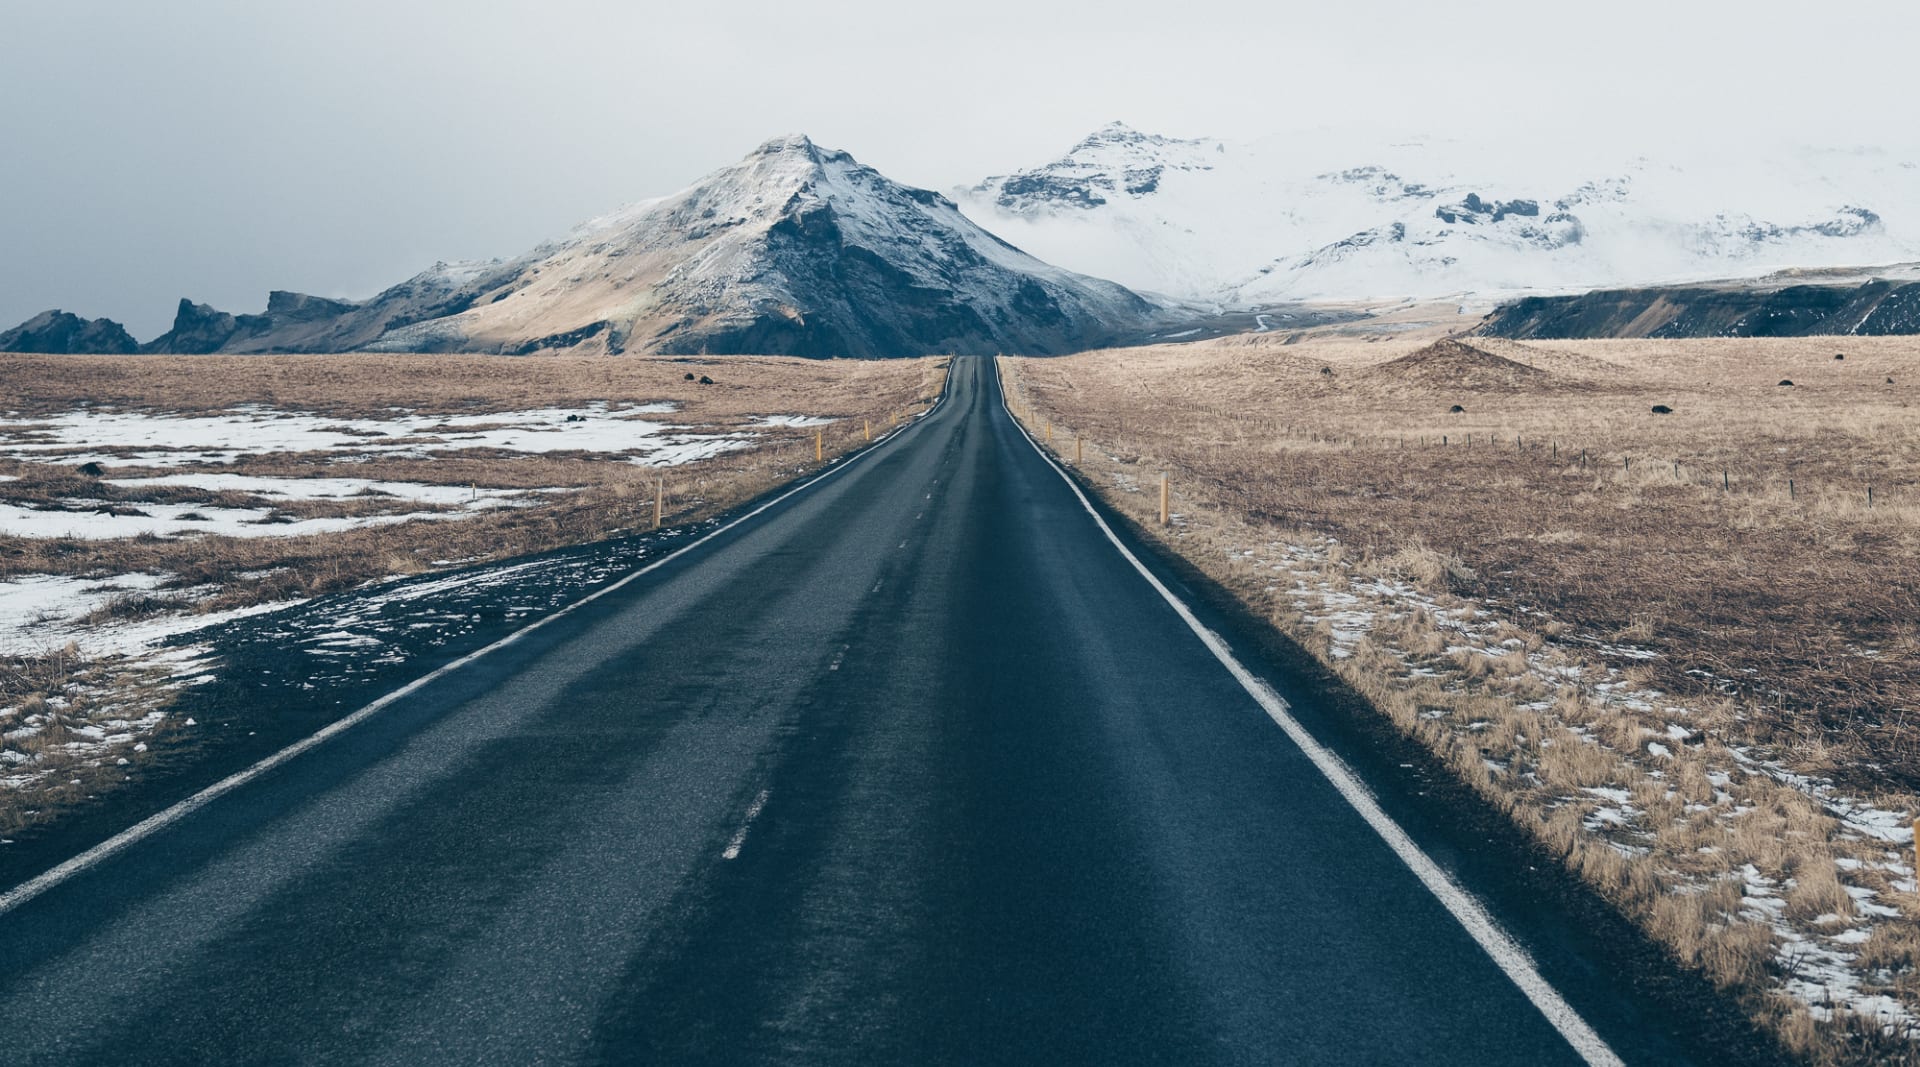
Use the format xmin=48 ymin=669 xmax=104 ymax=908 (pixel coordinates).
xmin=4 ymin=0 xmax=1915 ymax=338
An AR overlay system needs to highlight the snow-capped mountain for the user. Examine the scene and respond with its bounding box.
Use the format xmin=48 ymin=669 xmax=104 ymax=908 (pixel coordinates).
xmin=119 ymin=136 xmax=1165 ymax=358
xmin=960 ymin=123 xmax=1920 ymax=305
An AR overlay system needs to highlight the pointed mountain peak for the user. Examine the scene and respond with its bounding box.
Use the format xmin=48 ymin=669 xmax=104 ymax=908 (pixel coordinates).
xmin=749 ymin=133 xmax=853 ymax=169
xmin=755 ymin=133 xmax=818 ymax=156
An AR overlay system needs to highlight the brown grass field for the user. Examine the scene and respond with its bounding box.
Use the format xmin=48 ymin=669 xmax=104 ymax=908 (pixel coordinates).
xmin=1003 ymin=332 xmax=1920 ymax=1064
xmin=0 ymin=353 xmax=945 ymax=597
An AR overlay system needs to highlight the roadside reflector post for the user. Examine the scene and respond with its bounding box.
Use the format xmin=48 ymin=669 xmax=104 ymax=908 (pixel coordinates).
xmin=816 ymin=429 xmax=823 ymax=464
xmin=864 ymin=419 xmax=871 ymax=442
xmin=1159 ymin=475 xmax=1170 ymax=527
xmin=654 ymin=478 xmax=664 ymax=530
xmin=1076 ymin=436 xmax=1083 ymax=464
xmin=1046 ymin=422 xmax=1053 ymax=444
xmin=1913 ymin=815 xmax=1919 ymax=879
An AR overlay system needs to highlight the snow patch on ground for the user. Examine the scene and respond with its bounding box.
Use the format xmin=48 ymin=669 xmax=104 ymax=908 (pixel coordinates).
xmin=1215 ymin=528 xmax=1920 ymax=1034
xmin=0 ymin=403 xmax=792 ymax=472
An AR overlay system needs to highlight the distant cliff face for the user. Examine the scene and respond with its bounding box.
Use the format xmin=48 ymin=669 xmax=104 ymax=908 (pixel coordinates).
xmin=1478 ymin=279 xmax=1920 ymax=339
xmin=0 ymin=310 xmax=139 ymax=354
xmin=138 ymin=271 xmax=499 ymax=354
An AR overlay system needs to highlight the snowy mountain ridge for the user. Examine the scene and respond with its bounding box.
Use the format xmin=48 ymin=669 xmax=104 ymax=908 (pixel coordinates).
xmin=77 ymin=136 xmax=1172 ymax=358
xmin=959 ymin=123 xmax=1920 ymax=306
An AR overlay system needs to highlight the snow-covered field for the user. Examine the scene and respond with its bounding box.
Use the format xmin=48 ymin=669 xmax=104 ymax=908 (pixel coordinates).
xmin=0 ymin=402 xmax=839 ymax=542
xmin=0 ymin=400 xmax=764 ymax=470
xmin=0 ymin=399 xmax=843 ymax=816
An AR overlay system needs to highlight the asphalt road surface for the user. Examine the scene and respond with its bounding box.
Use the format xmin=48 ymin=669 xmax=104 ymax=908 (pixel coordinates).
xmin=1 ymin=357 xmax=1689 ymax=1064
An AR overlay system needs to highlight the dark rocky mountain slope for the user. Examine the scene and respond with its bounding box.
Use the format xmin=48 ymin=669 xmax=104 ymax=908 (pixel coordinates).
xmin=1478 ymin=278 xmax=1920 ymax=339
xmin=0 ymin=310 xmax=139 ymax=354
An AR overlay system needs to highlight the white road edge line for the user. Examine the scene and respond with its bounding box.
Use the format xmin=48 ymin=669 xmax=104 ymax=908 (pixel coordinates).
xmin=0 ymin=388 xmax=948 ymax=919
xmin=721 ymin=788 xmax=772 ymax=860
xmin=997 ymin=364 xmax=1624 ymax=1067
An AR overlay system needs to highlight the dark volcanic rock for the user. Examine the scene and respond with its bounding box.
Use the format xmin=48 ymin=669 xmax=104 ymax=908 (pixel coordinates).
xmin=264 ymin=290 xmax=358 ymax=323
xmin=143 ymin=299 xmax=242 ymax=354
xmin=1481 ymin=279 xmax=1920 ymax=339
xmin=1435 ymin=193 xmax=1541 ymax=225
xmin=0 ymin=310 xmax=139 ymax=354
xmin=136 ymin=267 xmax=512 ymax=354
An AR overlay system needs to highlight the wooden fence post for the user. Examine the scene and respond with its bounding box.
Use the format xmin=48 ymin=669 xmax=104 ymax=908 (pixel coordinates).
xmin=1159 ymin=475 xmax=1170 ymax=527
xmin=654 ymin=478 xmax=663 ymax=530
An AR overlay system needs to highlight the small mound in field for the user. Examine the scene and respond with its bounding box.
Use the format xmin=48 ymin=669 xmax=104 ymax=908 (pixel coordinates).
xmin=1367 ymin=339 xmax=1552 ymax=392
xmin=1651 ymin=404 xmax=1673 ymax=414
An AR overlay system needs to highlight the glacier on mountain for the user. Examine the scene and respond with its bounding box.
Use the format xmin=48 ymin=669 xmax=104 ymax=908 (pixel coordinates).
xmin=959 ymin=123 xmax=1920 ymax=305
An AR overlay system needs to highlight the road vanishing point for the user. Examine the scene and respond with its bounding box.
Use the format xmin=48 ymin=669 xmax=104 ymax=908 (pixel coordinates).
xmin=2 ymin=357 xmax=1715 ymax=1065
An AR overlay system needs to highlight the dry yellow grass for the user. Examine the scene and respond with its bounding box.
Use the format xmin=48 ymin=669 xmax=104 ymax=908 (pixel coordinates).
xmin=1002 ymin=333 xmax=1920 ymax=1064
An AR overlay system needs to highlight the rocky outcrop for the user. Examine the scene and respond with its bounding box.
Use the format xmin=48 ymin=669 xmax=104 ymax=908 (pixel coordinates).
xmin=1435 ymin=193 xmax=1540 ymax=225
xmin=137 ymin=269 xmax=506 ymax=354
xmin=1479 ymin=278 xmax=1920 ymax=339
xmin=965 ymin=121 xmax=1224 ymax=216
xmin=142 ymin=299 xmax=243 ymax=353
xmin=0 ymin=310 xmax=139 ymax=354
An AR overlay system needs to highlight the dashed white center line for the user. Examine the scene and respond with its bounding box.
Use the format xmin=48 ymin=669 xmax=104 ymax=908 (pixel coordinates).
xmin=897 ymin=540 xmax=907 ymax=549
xmin=827 ymin=644 xmax=849 ymax=671
xmin=871 ymin=580 xmax=883 ymax=593
xmin=721 ymin=789 xmax=771 ymax=860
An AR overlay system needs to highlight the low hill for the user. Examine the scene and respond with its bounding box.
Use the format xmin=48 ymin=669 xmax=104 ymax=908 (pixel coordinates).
xmin=1365 ymin=338 xmax=1555 ymax=391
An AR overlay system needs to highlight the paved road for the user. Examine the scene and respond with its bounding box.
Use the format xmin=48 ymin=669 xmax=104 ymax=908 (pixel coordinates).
xmin=1 ymin=357 xmax=1671 ymax=1064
